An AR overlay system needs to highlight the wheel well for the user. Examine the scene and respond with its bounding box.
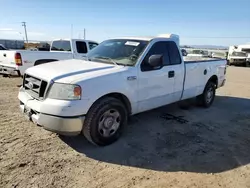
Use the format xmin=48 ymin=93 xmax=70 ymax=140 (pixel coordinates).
xmin=97 ymin=93 xmax=132 ymax=115
xmin=34 ymin=59 xmax=58 ymax=66
xmin=208 ymin=75 xmax=218 ymax=88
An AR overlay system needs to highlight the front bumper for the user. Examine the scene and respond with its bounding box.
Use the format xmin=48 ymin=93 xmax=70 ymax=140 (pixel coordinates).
xmin=0 ymin=65 xmax=20 ymax=76
xmin=19 ymin=104 xmax=85 ymax=135
xmin=229 ymin=59 xmax=246 ymax=65
xmin=18 ymin=89 xmax=85 ymax=136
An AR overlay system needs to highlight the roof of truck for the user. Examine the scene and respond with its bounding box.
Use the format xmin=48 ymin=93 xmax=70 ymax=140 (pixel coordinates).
xmin=52 ymin=38 xmax=98 ymax=43
xmin=115 ymin=34 xmax=179 ymax=41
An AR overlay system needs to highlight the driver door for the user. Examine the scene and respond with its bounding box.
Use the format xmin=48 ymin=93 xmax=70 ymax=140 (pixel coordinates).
xmin=137 ymin=41 xmax=175 ymax=113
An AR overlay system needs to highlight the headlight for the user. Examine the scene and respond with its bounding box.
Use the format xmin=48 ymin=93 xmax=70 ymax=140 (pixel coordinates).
xmin=47 ymin=83 xmax=81 ymax=100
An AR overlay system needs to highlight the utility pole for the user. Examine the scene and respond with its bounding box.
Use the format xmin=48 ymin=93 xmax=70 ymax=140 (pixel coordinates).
xmin=21 ymin=22 xmax=28 ymax=43
xmin=83 ymin=28 xmax=86 ymax=40
xmin=71 ymin=24 xmax=73 ymax=39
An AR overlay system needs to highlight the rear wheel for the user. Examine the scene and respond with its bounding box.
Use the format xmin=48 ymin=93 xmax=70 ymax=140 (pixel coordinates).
xmin=196 ymin=81 xmax=216 ymax=108
xmin=83 ymin=97 xmax=128 ymax=146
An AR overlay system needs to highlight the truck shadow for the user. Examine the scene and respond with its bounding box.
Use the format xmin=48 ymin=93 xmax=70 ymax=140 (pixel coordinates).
xmin=60 ymin=96 xmax=250 ymax=174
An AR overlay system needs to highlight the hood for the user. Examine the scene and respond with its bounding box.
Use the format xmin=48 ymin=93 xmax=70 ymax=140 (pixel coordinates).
xmin=25 ymin=59 xmax=125 ymax=83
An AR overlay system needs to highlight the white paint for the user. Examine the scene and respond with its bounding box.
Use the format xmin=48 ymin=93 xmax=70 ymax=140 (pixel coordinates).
xmin=18 ymin=34 xmax=227 ymax=133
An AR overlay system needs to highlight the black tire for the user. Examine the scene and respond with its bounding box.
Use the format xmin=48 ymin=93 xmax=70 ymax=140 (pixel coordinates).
xmin=83 ymin=97 xmax=128 ymax=146
xmin=196 ymin=81 xmax=216 ymax=108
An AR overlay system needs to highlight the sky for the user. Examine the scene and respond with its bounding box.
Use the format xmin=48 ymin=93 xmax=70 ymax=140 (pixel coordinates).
xmin=0 ymin=0 xmax=250 ymax=46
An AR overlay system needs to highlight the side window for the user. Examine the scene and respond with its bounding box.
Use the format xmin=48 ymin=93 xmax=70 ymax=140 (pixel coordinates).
xmin=141 ymin=41 xmax=170 ymax=71
xmin=167 ymin=41 xmax=181 ymax=65
xmin=89 ymin=42 xmax=98 ymax=50
xmin=76 ymin=41 xmax=87 ymax=53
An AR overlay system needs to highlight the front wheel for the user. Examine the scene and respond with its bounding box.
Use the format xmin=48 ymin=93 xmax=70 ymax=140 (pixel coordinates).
xmin=83 ymin=97 xmax=128 ymax=146
xmin=196 ymin=82 xmax=216 ymax=108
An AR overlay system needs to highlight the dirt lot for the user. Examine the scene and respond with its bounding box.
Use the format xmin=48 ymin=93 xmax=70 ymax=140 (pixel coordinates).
xmin=0 ymin=67 xmax=250 ymax=188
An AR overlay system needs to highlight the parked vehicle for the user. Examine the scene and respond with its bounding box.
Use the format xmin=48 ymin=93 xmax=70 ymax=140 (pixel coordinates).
xmin=27 ymin=48 xmax=39 ymax=51
xmin=181 ymin=49 xmax=187 ymax=56
xmin=239 ymin=44 xmax=250 ymax=66
xmin=227 ymin=51 xmax=248 ymax=66
xmin=18 ymin=34 xmax=227 ymax=146
xmin=0 ymin=39 xmax=99 ymax=76
xmin=227 ymin=45 xmax=250 ymax=66
xmin=187 ymin=49 xmax=210 ymax=57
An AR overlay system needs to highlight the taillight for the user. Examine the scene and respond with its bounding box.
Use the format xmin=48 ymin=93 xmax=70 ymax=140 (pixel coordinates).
xmin=15 ymin=53 xmax=22 ymax=66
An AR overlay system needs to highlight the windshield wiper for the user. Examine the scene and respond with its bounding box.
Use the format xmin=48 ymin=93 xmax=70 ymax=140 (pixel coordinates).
xmin=91 ymin=56 xmax=118 ymax=66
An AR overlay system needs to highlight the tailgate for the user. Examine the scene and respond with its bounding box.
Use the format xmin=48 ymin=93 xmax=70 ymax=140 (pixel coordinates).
xmin=0 ymin=51 xmax=16 ymax=66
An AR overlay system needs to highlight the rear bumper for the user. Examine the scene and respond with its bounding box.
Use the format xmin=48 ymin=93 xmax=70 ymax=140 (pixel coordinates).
xmin=0 ymin=65 xmax=20 ymax=76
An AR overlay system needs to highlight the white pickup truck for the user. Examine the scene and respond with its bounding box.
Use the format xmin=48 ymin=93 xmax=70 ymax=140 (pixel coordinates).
xmin=0 ymin=39 xmax=98 ymax=76
xmin=18 ymin=34 xmax=227 ymax=146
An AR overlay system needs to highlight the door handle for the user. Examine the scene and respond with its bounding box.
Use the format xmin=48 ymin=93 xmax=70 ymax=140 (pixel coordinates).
xmin=168 ymin=71 xmax=175 ymax=78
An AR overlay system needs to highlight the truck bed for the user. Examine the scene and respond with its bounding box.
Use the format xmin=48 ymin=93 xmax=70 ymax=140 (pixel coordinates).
xmin=181 ymin=56 xmax=227 ymax=101
xmin=184 ymin=56 xmax=226 ymax=63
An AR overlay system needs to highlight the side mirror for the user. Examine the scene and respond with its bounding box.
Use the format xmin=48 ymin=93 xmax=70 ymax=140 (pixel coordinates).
xmin=148 ymin=54 xmax=163 ymax=67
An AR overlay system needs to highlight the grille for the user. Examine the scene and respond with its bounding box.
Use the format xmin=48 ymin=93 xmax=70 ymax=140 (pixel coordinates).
xmin=23 ymin=74 xmax=48 ymax=99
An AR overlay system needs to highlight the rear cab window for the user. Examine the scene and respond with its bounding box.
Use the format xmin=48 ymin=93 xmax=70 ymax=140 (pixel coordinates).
xmin=167 ymin=41 xmax=181 ymax=65
xmin=76 ymin=41 xmax=87 ymax=53
xmin=51 ymin=40 xmax=71 ymax=51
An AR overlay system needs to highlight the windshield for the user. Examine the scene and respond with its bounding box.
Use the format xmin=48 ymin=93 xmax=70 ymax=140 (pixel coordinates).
xmin=242 ymin=48 xmax=250 ymax=53
xmin=232 ymin=52 xmax=247 ymax=57
xmin=86 ymin=39 xmax=149 ymax=66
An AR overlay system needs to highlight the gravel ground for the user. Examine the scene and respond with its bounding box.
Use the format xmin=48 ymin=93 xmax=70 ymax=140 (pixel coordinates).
xmin=0 ymin=67 xmax=250 ymax=188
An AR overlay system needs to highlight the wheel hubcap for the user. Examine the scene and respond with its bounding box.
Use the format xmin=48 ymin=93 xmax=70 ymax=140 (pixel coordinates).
xmin=98 ymin=109 xmax=121 ymax=137
xmin=206 ymin=87 xmax=214 ymax=103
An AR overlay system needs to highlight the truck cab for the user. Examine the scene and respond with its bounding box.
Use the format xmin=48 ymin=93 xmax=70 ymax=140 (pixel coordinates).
xmin=50 ymin=39 xmax=98 ymax=56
